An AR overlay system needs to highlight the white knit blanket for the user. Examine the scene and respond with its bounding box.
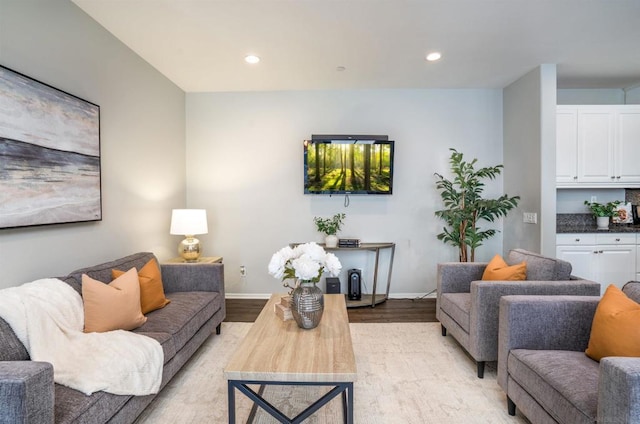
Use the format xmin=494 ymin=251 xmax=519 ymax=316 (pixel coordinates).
xmin=0 ymin=278 xmax=163 ymax=396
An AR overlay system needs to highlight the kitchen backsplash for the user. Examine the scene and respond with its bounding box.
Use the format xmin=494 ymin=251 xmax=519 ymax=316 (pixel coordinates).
xmin=626 ymin=189 xmax=640 ymax=205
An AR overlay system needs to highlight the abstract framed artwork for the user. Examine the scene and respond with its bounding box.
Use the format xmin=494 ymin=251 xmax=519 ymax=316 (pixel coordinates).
xmin=0 ymin=65 xmax=101 ymax=229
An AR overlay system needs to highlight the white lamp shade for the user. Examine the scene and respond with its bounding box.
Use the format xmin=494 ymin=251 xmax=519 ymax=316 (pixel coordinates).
xmin=170 ymin=209 xmax=208 ymax=235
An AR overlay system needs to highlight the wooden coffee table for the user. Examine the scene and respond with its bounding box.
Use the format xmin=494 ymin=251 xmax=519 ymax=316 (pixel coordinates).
xmin=224 ymin=293 xmax=357 ymax=423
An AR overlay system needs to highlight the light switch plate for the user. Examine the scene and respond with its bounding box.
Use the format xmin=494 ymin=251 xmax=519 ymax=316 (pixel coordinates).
xmin=523 ymin=212 xmax=537 ymax=224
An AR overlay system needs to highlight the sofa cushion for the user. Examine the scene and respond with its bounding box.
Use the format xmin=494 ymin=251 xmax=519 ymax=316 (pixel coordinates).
xmin=66 ymin=252 xmax=157 ymax=295
xmin=622 ymin=281 xmax=640 ymax=303
xmin=133 ymin=291 xmax=221 ymax=354
xmin=482 ymin=254 xmax=526 ymax=281
xmin=54 ymin=384 xmax=131 ymax=424
xmin=508 ymin=249 xmax=572 ymax=281
xmin=439 ymin=293 xmax=470 ymax=332
xmin=508 ymin=349 xmax=598 ymax=424
xmin=112 ymin=258 xmax=171 ymax=314
xmin=137 ymin=332 xmax=175 ymax=365
xmin=586 ymin=284 xmax=640 ymax=361
xmin=82 ymin=269 xmax=147 ymax=333
xmin=0 ymin=317 xmax=29 ymax=361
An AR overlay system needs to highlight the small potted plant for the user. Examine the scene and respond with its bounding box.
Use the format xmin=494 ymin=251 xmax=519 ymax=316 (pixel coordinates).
xmin=313 ymin=213 xmax=346 ymax=247
xmin=584 ymin=200 xmax=621 ymax=230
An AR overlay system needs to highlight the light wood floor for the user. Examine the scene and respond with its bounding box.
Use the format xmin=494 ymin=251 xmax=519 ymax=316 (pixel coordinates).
xmin=224 ymin=297 xmax=437 ymax=323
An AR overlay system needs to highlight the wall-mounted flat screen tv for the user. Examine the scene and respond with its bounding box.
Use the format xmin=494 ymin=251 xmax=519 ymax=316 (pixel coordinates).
xmin=304 ymin=135 xmax=394 ymax=195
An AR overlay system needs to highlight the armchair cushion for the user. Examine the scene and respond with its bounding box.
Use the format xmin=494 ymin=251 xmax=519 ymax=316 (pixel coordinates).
xmin=508 ymin=349 xmax=598 ymax=424
xmin=439 ymin=293 xmax=471 ymax=332
xmin=586 ymin=284 xmax=640 ymax=361
xmin=507 ymin=248 xmax=572 ymax=281
xmin=482 ymin=254 xmax=526 ymax=281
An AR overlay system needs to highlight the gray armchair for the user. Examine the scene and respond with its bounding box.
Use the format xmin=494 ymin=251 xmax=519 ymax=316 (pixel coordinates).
xmin=498 ymin=287 xmax=640 ymax=423
xmin=436 ymin=249 xmax=600 ymax=378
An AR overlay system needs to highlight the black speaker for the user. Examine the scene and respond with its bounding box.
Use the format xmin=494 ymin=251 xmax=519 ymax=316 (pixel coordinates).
xmin=325 ymin=277 xmax=341 ymax=294
xmin=348 ymin=269 xmax=362 ymax=300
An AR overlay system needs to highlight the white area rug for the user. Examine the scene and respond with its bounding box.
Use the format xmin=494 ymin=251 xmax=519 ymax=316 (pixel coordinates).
xmin=135 ymin=322 xmax=530 ymax=423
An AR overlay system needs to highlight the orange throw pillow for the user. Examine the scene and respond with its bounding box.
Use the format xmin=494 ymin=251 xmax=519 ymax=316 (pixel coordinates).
xmin=586 ymin=284 xmax=640 ymax=361
xmin=112 ymin=258 xmax=170 ymax=314
xmin=481 ymin=254 xmax=527 ymax=281
xmin=82 ymin=268 xmax=147 ymax=333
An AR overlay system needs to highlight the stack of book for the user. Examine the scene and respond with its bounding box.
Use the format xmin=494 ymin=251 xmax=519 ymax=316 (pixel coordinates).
xmin=274 ymin=295 xmax=293 ymax=321
xmin=338 ymin=238 xmax=361 ymax=248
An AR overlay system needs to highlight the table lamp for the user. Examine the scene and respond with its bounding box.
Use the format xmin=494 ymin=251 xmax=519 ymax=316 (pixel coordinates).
xmin=170 ymin=209 xmax=208 ymax=262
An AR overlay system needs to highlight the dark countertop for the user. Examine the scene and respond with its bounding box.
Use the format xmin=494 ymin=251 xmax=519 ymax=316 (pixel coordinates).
xmin=557 ymin=213 xmax=640 ymax=233
xmin=557 ymin=224 xmax=640 ymax=234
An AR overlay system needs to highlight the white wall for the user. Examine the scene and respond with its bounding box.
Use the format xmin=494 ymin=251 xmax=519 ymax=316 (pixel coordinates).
xmin=558 ymin=89 xmax=625 ymax=105
xmin=558 ymin=88 xmax=640 ymax=105
xmin=186 ymin=89 xmax=504 ymax=296
xmin=626 ymin=88 xmax=640 ymax=104
xmin=0 ymin=0 xmax=186 ymax=288
xmin=503 ymin=65 xmax=557 ymax=256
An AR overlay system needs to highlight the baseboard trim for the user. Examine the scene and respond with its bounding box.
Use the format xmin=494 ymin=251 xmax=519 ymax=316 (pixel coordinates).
xmin=225 ymin=292 xmax=435 ymax=300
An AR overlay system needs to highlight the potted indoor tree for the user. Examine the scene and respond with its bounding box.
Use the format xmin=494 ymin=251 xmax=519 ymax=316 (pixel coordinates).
xmin=313 ymin=213 xmax=346 ymax=248
xmin=584 ymin=200 xmax=621 ymax=230
xmin=434 ymin=149 xmax=520 ymax=262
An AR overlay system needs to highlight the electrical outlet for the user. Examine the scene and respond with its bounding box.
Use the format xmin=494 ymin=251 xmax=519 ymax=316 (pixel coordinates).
xmin=240 ymin=266 xmax=246 ymax=277
xmin=591 ymin=196 xmax=597 ymax=203
xmin=523 ymin=212 xmax=538 ymax=224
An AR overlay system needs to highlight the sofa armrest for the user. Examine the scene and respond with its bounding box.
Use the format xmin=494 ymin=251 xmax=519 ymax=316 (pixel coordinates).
xmin=0 ymin=361 xmax=54 ymax=424
xmin=497 ymin=295 xmax=600 ymax=391
xmin=437 ymin=262 xmax=487 ymax=294
xmin=598 ymin=357 xmax=640 ymax=423
xmin=160 ymin=263 xmax=225 ymax=294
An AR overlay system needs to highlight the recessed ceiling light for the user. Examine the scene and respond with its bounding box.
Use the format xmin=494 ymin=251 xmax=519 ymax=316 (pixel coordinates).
xmin=426 ymin=52 xmax=442 ymax=62
xmin=245 ymin=55 xmax=260 ymax=64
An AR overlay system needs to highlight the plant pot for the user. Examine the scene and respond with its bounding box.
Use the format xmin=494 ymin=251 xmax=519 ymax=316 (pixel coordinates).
xmin=596 ymin=216 xmax=610 ymax=230
xmin=291 ymin=281 xmax=324 ymax=329
xmin=325 ymin=234 xmax=338 ymax=248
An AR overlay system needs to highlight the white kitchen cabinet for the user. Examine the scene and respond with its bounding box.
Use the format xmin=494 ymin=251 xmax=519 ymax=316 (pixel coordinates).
xmin=556 ymin=233 xmax=636 ymax=292
xmin=556 ymin=109 xmax=579 ymax=184
xmin=556 ymin=105 xmax=640 ymax=188
xmin=616 ymin=109 xmax=640 ymax=183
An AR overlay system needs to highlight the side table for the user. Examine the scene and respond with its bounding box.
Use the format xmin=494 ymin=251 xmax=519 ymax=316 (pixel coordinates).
xmin=163 ymin=256 xmax=223 ymax=264
xmin=290 ymin=242 xmax=395 ymax=308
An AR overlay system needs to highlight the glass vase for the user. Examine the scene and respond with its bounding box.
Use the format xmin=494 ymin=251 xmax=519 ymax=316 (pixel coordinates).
xmin=291 ymin=281 xmax=324 ymax=329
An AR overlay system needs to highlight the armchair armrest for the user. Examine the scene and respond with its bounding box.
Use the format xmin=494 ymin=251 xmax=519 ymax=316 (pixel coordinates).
xmin=471 ymin=279 xmax=600 ymax=360
xmin=0 ymin=361 xmax=54 ymax=424
xmin=437 ymin=262 xmax=487 ymax=294
xmin=497 ymin=295 xmax=600 ymax=391
xmin=598 ymin=357 xmax=640 ymax=423
xmin=160 ymin=263 xmax=225 ymax=294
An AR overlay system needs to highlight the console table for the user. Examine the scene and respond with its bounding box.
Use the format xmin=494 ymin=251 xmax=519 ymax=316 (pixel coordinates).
xmin=291 ymin=242 xmax=396 ymax=308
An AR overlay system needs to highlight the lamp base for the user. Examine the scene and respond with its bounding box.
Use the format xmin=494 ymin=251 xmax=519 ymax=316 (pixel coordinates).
xmin=178 ymin=236 xmax=201 ymax=262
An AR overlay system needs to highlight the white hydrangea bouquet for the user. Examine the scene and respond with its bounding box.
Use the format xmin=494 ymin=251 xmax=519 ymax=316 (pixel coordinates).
xmin=268 ymin=242 xmax=342 ymax=292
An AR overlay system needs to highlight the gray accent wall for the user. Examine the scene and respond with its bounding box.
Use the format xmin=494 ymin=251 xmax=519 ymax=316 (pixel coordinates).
xmin=0 ymin=0 xmax=186 ymax=288
xmin=503 ymin=65 xmax=557 ymax=257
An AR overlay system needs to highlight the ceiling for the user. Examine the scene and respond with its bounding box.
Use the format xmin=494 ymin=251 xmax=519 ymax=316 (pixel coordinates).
xmin=71 ymin=0 xmax=640 ymax=93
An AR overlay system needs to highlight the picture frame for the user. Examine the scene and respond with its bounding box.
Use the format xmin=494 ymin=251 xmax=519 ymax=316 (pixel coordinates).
xmin=0 ymin=65 xmax=101 ymax=229
xmin=613 ymin=202 xmax=633 ymax=224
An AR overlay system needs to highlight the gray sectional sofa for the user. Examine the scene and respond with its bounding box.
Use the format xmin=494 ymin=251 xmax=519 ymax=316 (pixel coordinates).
xmin=498 ymin=282 xmax=640 ymax=424
xmin=0 ymin=252 xmax=225 ymax=424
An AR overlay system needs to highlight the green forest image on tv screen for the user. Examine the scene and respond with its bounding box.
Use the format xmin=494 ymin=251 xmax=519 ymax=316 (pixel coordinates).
xmin=306 ymin=142 xmax=392 ymax=193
